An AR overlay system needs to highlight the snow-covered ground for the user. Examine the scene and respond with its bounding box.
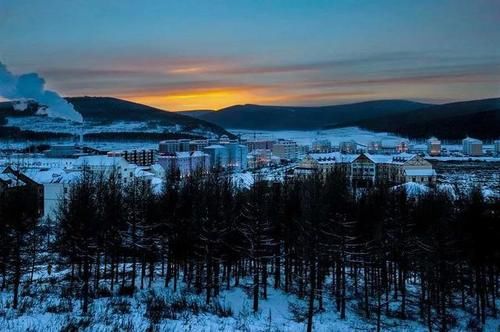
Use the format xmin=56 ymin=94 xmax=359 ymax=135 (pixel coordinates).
xmin=5 ymin=116 xmax=178 ymax=134
xmin=1 ymin=265 xmax=498 ymax=331
xmin=230 ymin=127 xmax=404 ymax=146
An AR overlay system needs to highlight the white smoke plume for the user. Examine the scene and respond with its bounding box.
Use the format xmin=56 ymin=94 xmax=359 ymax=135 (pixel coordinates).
xmin=0 ymin=61 xmax=83 ymax=123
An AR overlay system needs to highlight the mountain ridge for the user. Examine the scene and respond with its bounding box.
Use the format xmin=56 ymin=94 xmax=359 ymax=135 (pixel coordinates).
xmin=191 ymin=99 xmax=431 ymax=130
xmin=329 ymin=97 xmax=500 ymax=139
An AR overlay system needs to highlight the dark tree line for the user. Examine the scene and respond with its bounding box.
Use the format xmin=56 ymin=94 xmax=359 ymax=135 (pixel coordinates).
xmin=0 ymin=167 xmax=499 ymax=331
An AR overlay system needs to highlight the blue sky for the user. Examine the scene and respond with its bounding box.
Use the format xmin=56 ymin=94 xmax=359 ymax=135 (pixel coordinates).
xmin=0 ymin=0 xmax=499 ymax=110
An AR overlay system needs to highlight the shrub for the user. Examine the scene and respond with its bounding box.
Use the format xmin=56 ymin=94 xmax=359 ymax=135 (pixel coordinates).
xmin=209 ymin=300 xmax=233 ymax=318
xmin=145 ymin=292 xmax=175 ymax=324
xmin=109 ymin=297 xmax=131 ymax=315
xmin=288 ymin=301 xmax=307 ymax=322
xmin=59 ymin=317 xmax=92 ymax=332
xmin=118 ymin=285 xmax=136 ymax=296
xmin=95 ymin=286 xmax=112 ymax=298
xmin=46 ymin=299 xmax=73 ymax=313
xmin=60 ymin=285 xmax=75 ymax=299
xmin=17 ymin=297 xmax=36 ymax=315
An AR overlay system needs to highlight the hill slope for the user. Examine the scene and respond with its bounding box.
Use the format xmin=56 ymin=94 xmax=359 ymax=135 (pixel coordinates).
xmin=0 ymin=97 xmax=233 ymax=138
xmin=329 ymin=98 xmax=500 ymax=139
xmin=191 ymin=100 xmax=431 ymax=130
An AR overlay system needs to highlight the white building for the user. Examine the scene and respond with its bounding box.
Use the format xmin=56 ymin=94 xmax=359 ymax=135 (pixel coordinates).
xmin=462 ymin=137 xmax=483 ymax=156
xmin=295 ymin=152 xmax=436 ymax=186
xmin=1 ymin=156 xmax=77 ymax=169
xmin=2 ymin=155 xmax=163 ymax=219
xmin=203 ymin=145 xmax=229 ymax=169
xmin=158 ymin=151 xmax=210 ymax=177
xmin=22 ymin=168 xmax=81 ymax=220
xmin=74 ymin=156 xmax=138 ymax=184
xmin=159 ymin=139 xmax=190 ymax=154
xmin=272 ymin=139 xmax=298 ymax=161
xmin=107 ymin=149 xmax=155 ymax=166
xmin=222 ymin=142 xmax=248 ymax=170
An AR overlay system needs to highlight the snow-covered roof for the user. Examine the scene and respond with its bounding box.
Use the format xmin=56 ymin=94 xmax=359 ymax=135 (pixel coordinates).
xmin=159 ymin=151 xmax=209 ymax=159
xmin=308 ymin=152 xmax=420 ymax=165
xmin=463 ymin=137 xmax=482 ymax=143
xmin=204 ymin=145 xmax=226 ymax=150
xmin=75 ymin=155 xmax=129 ymax=167
xmin=404 ymin=169 xmax=436 ymax=176
xmin=364 ymin=154 xmax=392 ymax=164
xmin=22 ymin=168 xmax=81 ymax=184
xmin=0 ymin=157 xmax=76 ymax=169
xmin=191 ymin=151 xmax=208 ymax=157
xmin=309 ymin=152 xmax=359 ymax=163
xmin=0 ymin=173 xmax=27 ymax=187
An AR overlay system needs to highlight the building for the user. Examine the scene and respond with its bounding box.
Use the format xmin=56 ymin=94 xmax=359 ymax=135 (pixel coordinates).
xmin=295 ymin=152 xmax=436 ymax=186
xmin=22 ymin=168 xmax=81 ymax=220
xmin=1 ymin=166 xmax=44 ymax=218
xmin=222 ymin=141 xmax=248 ymax=170
xmin=108 ymin=149 xmax=155 ymax=166
xmin=369 ymin=139 xmax=410 ymax=154
xmin=272 ymin=139 xmax=298 ymax=161
xmin=339 ymin=140 xmax=358 ymax=154
xmin=1 ymin=155 xmax=162 ymax=218
xmin=427 ymin=137 xmax=441 ymax=156
xmin=311 ymin=139 xmax=332 ymax=153
xmin=189 ymin=139 xmax=209 ymax=151
xmin=159 ymin=139 xmax=190 ymax=154
xmin=377 ymin=154 xmax=436 ymax=186
xmin=247 ymin=149 xmax=275 ymax=169
xmin=159 ymin=140 xmax=178 ymax=154
xmin=157 ymin=151 xmax=210 ymax=177
xmin=245 ymin=140 xmax=274 ymax=152
xmin=74 ymin=156 xmax=137 ymax=184
xmin=495 ymin=140 xmax=500 ymax=156
xmin=462 ymin=137 xmax=483 ymax=156
xmin=367 ymin=141 xmax=382 ymax=154
xmin=403 ymin=168 xmax=437 ymax=185
xmin=351 ymin=154 xmax=376 ymax=186
xmin=219 ymin=135 xmax=231 ymax=144
xmin=44 ymin=144 xmax=80 ymax=158
xmin=203 ymin=145 xmax=229 ymax=169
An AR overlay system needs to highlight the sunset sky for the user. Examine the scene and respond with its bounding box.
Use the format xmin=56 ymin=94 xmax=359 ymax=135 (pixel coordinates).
xmin=1 ymin=0 xmax=499 ymax=111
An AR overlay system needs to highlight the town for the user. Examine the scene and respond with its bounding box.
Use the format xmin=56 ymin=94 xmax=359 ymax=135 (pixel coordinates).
xmin=1 ymin=134 xmax=499 ymax=222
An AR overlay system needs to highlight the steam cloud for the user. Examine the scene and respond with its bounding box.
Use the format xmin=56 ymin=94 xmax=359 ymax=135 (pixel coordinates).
xmin=0 ymin=62 xmax=83 ymax=123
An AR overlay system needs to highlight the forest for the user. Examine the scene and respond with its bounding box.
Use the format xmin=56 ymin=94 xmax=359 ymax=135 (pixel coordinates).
xmin=0 ymin=168 xmax=499 ymax=331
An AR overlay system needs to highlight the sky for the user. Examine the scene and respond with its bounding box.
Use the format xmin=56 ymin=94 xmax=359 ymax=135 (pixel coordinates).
xmin=0 ymin=0 xmax=499 ymax=111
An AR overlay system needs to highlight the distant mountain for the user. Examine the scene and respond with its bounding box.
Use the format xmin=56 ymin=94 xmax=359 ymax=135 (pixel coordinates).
xmin=0 ymin=97 xmax=233 ymax=138
xmin=328 ymin=98 xmax=500 ymax=139
xmin=178 ymin=110 xmax=213 ymax=117
xmin=189 ymin=100 xmax=431 ymax=130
